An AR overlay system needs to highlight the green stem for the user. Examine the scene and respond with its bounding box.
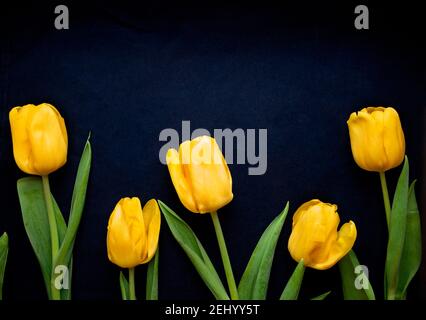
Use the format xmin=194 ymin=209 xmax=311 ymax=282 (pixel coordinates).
xmin=42 ymin=175 xmax=61 ymax=300
xmin=210 ymin=211 xmax=239 ymax=300
xmin=129 ymin=268 xmax=136 ymax=300
xmin=387 ymin=290 xmax=396 ymax=300
xmin=379 ymin=172 xmax=391 ymax=230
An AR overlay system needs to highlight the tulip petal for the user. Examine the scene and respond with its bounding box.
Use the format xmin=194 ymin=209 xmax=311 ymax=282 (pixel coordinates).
xmin=184 ymin=136 xmax=233 ymax=213
xmin=120 ymin=198 xmax=147 ymax=254
xmin=383 ymin=107 xmax=405 ymax=169
xmin=141 ymin=199 xmax=161 ymax=263
xmin=166 ymin=148 xmax=198 ymax=212
xmin=289 ymin=202 xmax=340 ymax=268
xmin=48 ymin=103 xmax=68 ymax=147
xmin=107 ymin=198 xmax=147 ymax=268
xmin=28 ymin=104 xmax=68 ymax=175
xmin=292 ymin=199 xmax=321 ymax=227
xmin=347 ymin=108 xmax=387 ymax=171
xmin=313 ymin=221 xmax=357 ymax=270
xmin=9 ymin=105 xmax=38 ymax=174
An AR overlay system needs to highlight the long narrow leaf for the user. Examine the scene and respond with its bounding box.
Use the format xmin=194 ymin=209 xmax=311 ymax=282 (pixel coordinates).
xmin=396 ymin=180 xmax=421 ymax=299
xmin=120 ymin=271 xmax=129 ymax=300
xmin=61 ymin=258 xmax=73 ymax=300
xmin=158 ymin=200 xmax=229 ymax=300
xmin=51 ymin=196 xmax=68 ymax=299
xmin=238 ymin=202 xmax=289 ymax=299
xmin=280 ymin=260 xmax=305 ymax=300
xmin=339 ymin=250 xmax=375 ymax=300
xmin=55 ymin=138 xmax=92 ymax=269
xmin=146 ymin=248 xmax=159 ymax=300
xmin=386 ymin=157 xmax=409 ymax=299
xmin=52 ymin=197 xmax=67 ymax=242
xmin=17 ymin=177 xmax=53 ymax=299
xmin=0 ymin=232 xmax=8 ymax=300
xmin=311 ymin=291 xmax=331 ymax=300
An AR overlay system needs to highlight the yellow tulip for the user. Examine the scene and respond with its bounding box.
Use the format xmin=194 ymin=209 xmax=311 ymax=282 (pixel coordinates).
xmin=107 ymin=197 xmax=161 ymax=268
xmin=288 ymin=199 xmax=357 ymax=270
xmin=166 ymin=136 xmax=233 ymax=213
xmin=9 ymin=103 xmax=68 ymax=176
xmin=347 ymin=107 xmax=405 ymax=172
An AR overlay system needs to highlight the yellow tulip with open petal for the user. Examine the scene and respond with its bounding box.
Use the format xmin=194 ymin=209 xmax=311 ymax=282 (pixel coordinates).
xmin=288 ymin=199 xmax=357 ymax=270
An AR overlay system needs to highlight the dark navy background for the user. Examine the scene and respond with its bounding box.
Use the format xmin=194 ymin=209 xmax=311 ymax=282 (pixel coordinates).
xmin=0 ymin=1 xmax=425 ymax=300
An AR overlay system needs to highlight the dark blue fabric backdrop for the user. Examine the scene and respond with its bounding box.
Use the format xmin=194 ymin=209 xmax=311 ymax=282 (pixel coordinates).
xmin=0 ymin=1 xmax=424 ymax=300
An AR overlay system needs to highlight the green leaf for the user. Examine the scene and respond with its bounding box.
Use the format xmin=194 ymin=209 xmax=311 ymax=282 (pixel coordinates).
xmin=0 ymin=232 xmax=9 ymax=300
xmin=238 ymin=202 xmax=289 ymax=299
xmin=55 ymin=138 xmax=92 ymax=270
xmin=51 ymin=196 xmax=70 ymax=300
xmin=280 ymin=259 xmax=305 ymax=300
xmin=338 ymin=250 xmax=375 ymax=300
xmin=311 ymin=291 xmax=331 ymax=300
xmin=385 ymin=156 xmax=409 ymax=299
xmin=396 ymin=180 xmax=421 ymax=299
xmin=17 ymin=176 xmax=70 ymax=300
xmin=17 ymin=176 xmax=54 ymax=299
xmin=146 ymin=248 xmax=159 ymax=300
xmin=120 ymin=271 xmax=129 ymax=300
xmin=61 ymin=258 xmax=73 ymax=300
xmin=158 ymin=200 xmax=229 ymax=300
xmin=52 ymin=196 xmax=67 ymax=244
xmin=15 ymin=137 xmax=91 ymax=300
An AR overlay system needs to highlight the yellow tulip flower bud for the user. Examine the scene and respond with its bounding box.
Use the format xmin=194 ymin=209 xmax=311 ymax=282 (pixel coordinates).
xmin=9 ymin=103 xmax=68 ymax=176
xmin=288 ymin=200 xmax=357 ymax=270
xmin=166 ymin=136 xmax=233 ymax=214
xmin=107 ymin=197 xmax=161 ymax=268
xmin=347 ymin=107 xmax=405 ymax=172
